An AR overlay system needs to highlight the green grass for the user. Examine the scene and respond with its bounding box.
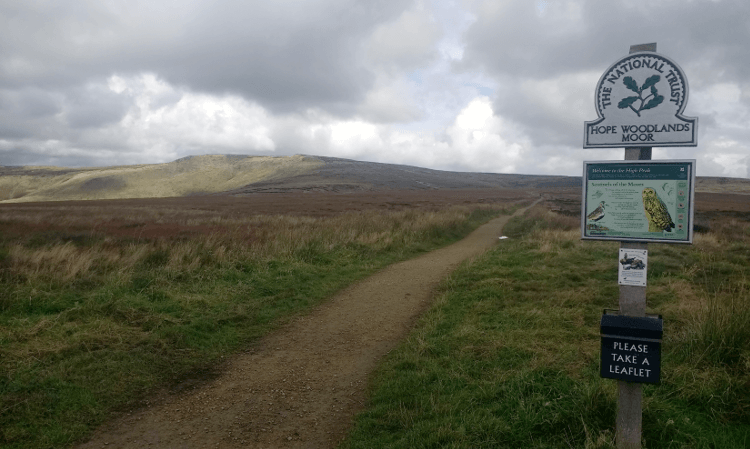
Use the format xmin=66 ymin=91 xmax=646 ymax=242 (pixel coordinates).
xmin=0 ymin=205 xmax=509 ymax=448
xmin=343 ymin=207 xmax=750 ymax=449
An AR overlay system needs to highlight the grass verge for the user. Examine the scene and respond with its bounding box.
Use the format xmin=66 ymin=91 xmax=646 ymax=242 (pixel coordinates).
xmin=343 ymin=205 xmax=750 ymax=448
xmin=0 ymin=204 xmax=511 ymax=448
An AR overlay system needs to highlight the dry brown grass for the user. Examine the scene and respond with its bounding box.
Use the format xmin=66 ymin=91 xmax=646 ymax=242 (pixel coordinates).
xmin=706 ymin=217 xmax=750 ymax=243
xmin=4 ymin=205 xmax=499 ymax=285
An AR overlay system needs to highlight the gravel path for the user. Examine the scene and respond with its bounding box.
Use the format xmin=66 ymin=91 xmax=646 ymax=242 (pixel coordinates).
xmin=77 ymin=202 xmax=536 ymax=449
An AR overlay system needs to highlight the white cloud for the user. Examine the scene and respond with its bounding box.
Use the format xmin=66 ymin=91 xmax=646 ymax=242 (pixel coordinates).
xmin=326 ymin=97 xmax=530 ymax=173
xmin=445 ymin=97 xmax=528 ymax=172
xmin=356 ymin=75 xmax=423 ymax=123
xmin=0 ymin=0 xmax=748 ymax=180
xmin=114 ymin=75 xmax=275 ymax=161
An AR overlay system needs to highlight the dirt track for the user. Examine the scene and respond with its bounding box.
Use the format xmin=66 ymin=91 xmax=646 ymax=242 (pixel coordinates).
xmin=77 ymin=201 xmax=534 ymax=449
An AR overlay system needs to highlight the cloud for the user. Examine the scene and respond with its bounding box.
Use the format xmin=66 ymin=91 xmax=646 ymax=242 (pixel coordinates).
xmin=63 ymin=82 xmax=131 ymax=129
xmin=491 ymin=71 xmax=597 ymax=147
xmin=365 ymin=3 xmax=442 ymax=71
xmin=277 ymin=96 xmax=531 ymax=174
xmin=455 ymin=0 xmax=750 ymax=177
xmin=0 ymin=88 xmax=64 ymax=139
xmin=461 ymin=0 xmax=750 ymax=81
xmin=356 ymin=75 xmax=424 ymax=123
xmin=110 ymin=74 xmax=276 ymax=162
xmin=0 ymin=0 xmax=748 ymax=179
xmin=0 ymin=0 xmax=409 ymax=114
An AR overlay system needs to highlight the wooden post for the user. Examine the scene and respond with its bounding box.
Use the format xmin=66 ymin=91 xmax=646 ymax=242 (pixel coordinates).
xmin=616 ymin=42 xmax=656 ymax=449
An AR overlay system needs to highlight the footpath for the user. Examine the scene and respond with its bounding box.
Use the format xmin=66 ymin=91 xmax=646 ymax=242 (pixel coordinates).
xmin=78 ymin=200 xmax=538 ymax=449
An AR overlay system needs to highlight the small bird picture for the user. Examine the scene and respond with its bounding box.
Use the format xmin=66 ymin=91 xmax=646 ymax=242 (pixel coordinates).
xmin=642 ymin=188 xmax=675 ymax=232
xmin=620 ymin=253 xmax=645 ymax=270
xmin=587 ymin=201 xmax=606 ymax=221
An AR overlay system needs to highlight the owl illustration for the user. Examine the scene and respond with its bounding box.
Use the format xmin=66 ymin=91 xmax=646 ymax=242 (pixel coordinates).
xmin=587 ymin=201 xmax=606 ymax=221
xmin=642 ymin=188 xmax=675 ymax=232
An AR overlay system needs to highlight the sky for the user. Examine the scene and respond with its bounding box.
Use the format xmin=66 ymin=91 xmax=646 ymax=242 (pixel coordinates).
xmin=1 ymin=0 xmax=749 ymax=178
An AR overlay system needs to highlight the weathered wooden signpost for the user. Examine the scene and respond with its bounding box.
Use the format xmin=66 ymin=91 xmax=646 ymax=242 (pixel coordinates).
xmin=582 ymin=43 xmax=698 ymax=449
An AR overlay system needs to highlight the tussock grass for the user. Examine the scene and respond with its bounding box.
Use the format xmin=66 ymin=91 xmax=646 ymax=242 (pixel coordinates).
xmin=3 ymin=207 xmax=487 ymax=285
xmin=675 ymin=279 xmax=750 ymax=368
xmin=345 ymin=207 xmax=750 ymax=448
xmin=0 ymin=204 xmax=510 ymax=448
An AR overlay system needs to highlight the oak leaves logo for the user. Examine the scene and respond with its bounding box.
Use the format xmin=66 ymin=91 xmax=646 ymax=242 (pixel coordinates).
xmin=617 ymin=75 xmax=664 ymax=117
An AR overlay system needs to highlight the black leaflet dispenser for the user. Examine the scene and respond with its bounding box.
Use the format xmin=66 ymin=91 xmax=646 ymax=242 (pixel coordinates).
xmin=600 ymin=310 xmax=662 ymax=384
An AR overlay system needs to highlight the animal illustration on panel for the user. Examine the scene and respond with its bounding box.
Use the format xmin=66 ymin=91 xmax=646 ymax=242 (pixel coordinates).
xmin=642 ymin=188 xmax=674 ymax=232
xmin=587 ymin=201 xmax=606 ymax=222
xmin=620 ymin=253 xmax=645 ymax=270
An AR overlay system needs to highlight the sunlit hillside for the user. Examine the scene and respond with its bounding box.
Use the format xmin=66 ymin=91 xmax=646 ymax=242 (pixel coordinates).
xmin=0 ymin=154 xmax=322 ymax=203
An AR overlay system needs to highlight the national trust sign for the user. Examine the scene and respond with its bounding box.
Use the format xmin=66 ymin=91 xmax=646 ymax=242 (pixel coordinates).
xmin=584 ymin=52 xmax=698 ymax=148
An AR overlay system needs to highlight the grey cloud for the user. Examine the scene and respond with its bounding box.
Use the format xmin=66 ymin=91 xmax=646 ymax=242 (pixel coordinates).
xmin=0 ymin=137 xmax=145 ymax=167
xmin=459 ymin=0 xmax=750 ymax=147
xmin=491 ymin=77 xmax=591 ymax=148
xmin=0 ymin=83 xmax=130 ymax=144
xmin=0 ymin=88 xmax=62 ymax=119
xmin=0 ymin=149 xmax=95 ymax=168
xmin=158 ymin=0 xmax=409 ymax=114
xmin=365 ymin=6 xmax=442 ymax=72
xmin=0 ymin=0 xmax=410 ymax=114
xmin=461 ymin=0 xmax=750 ymax=82
xmin=699 ymin=112 xmax=718 ymax=130
xmin=63 ymin=83 xmax=131 ymax=128
xmin=0 ymin=88 xmax=65 ymax=139
xmin=0 ymin=147 xmax=52 ymax=166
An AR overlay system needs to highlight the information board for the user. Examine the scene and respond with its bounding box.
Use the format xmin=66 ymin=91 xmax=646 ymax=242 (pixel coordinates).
xmin=618 ymin=248 xmax=648 ymax=287
xmin=582 ymin=160 xmax=695 ymax=243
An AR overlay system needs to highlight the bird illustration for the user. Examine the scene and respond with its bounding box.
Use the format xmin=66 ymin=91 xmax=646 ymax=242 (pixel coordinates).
xmin=587 ymin=201 xmax=606 ymax=221
xmin=661 ymin=182 xmax=674 ymax=197
xmin=620 ymin=253 xmax=645 ymax=270
xmin=642 ymin=188 xmax=675 ymax=232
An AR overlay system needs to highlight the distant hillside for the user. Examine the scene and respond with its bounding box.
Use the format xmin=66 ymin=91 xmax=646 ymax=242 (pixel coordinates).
xmin=223 ymin=156 xmax=582 ymax=194
xmin=0 ymin=155 xmax=321 ymax=203
xmin=1 ymin=154 xmax=749 ymax=203
xmin=695 ymin=176 xmax=750 ymax=194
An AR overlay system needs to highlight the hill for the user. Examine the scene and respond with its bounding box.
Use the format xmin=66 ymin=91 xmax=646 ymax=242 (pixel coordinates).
xmin=1 ymin=154 xmax=748 ymax=203
xmin=222 ymin=156 xmax=581 ymax=194
xmin=0 ymin=155 xmax=321 ymax=203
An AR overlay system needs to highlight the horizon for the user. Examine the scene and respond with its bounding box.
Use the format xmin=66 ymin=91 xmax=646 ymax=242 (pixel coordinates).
xmin=4 ymin=153 xmax=750 ymax=181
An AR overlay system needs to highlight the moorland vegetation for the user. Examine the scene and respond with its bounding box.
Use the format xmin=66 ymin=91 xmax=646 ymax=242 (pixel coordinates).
xmin=0 ymin=202 xmax=506 ymax=448
xmin=1 ymin=198 xmax=748 ymax=448
xmin=344 ymin=206 xmax=750 ymax=448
